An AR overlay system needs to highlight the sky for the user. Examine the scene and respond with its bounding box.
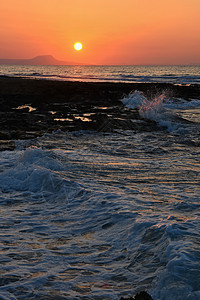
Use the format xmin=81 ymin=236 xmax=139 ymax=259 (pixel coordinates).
xmin=0 ymin=0 xmax=200 ymax=65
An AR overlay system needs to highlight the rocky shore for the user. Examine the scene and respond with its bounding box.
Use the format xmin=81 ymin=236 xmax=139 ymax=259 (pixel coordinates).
xmin=120 ymin=291 xmax=154 ymax=299
xmin=2 ymin=77 xmax=199 ymax=299
xmin=0 ymin=76 xmax=200 ymax=151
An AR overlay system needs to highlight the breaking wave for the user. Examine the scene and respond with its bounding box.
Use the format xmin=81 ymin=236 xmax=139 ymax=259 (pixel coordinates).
xmin=0 ymin=147 xmax=85 ymax=203
xmin=121 ymin=90 xmax=200 ymax=132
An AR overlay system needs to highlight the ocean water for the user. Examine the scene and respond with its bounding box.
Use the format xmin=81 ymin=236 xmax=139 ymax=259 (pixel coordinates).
xmin=0 ymin=67 xmax=200 ymax=299
xmin=0 ymin=64 xmax=200 ymax=84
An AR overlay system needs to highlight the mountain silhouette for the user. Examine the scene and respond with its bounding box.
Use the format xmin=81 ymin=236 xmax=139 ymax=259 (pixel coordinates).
xmin=0 ymin=55 xmax=80 ymax=65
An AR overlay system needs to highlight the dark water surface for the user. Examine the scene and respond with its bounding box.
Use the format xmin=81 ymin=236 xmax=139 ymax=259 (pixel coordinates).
xmin=0 ymin=65 xmax=200 ymax=84
xmin=0 ymin=89 xmax=200 ymax=299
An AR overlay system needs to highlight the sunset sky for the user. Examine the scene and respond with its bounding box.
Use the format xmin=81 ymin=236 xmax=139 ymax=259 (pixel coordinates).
xmin=1 ymin=0 xmax=200 ymax=65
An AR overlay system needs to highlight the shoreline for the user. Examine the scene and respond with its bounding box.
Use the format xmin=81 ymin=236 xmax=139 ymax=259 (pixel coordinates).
xmin=0 ymin=76 xmax=200 ymax=150
xmin=0 ymin=77 xmax=199 ymax=300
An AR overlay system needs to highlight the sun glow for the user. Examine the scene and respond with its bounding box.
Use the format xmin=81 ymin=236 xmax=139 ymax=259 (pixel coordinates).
xmin=74 ymin=42 xmax=83 ymax=51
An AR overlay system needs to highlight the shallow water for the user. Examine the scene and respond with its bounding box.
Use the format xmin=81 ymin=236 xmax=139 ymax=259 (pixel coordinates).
xmin=0 ymin=93 xmax=200 ymax=300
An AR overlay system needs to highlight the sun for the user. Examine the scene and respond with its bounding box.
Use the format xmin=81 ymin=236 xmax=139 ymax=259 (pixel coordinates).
xmin=74 ymin=42 xmax=83 ymax=51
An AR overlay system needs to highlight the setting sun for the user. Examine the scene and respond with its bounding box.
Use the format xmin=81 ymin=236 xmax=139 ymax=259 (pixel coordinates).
xmin=74 ymin=42 xmax=83 ymax=51
xmin=0 ymin=0 xmax=199 ymax=64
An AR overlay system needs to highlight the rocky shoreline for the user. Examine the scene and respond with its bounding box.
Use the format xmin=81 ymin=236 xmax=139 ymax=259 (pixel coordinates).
xmin=0 ymin=76 xmax=200 ymax=151
xmin=2 ymin=77 xmax=199 ymax=299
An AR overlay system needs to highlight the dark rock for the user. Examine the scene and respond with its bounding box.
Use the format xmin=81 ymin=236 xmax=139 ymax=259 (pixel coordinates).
xmin=120 ymin=291 xmax=154 ymax=300
xmin=134 ymin=291 xmax=154 ymax=300
xmin=0 ymin=77 xmax=199 ymax=151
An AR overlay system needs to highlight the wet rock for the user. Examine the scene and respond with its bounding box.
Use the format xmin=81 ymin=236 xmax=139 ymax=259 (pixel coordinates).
xmin=120 ymin=291 xmax=154 ymax=300
xmin=1 ymin=77 xmax=199 ymax=151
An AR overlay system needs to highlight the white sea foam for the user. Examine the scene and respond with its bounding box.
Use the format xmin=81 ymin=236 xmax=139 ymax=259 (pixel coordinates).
xmin=121 ymin=90 xmax=165 ymax=118
xmin=0 ymin=147 xmax=84 ymax=201
xmin=121 ymin=90 xmax=200 ymax=132
xmin=0 ymin=107 xmax=200 ymax=299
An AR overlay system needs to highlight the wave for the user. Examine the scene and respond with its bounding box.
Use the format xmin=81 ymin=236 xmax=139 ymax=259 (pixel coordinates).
xmin=14 ymin=73 xmax=200 ymax=84
xmin=0 ymin=147 xmax=85 ymax=203
xmin=0 ymin=128 xmax=200 ymax=299
xmin=121 ymin=91 xmax=200 ymax=132
xmin=119 ymin=74 xmax=200 ymax=84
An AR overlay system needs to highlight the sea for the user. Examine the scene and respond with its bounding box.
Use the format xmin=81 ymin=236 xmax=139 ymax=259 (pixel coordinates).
xmin=0 ymin=65 xmax=200 ymax=300
xmin=0 ymin=64 xmax=200 ymax=85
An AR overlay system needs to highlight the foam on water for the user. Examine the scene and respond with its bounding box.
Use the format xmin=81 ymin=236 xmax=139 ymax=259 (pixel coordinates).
xmin=0 ymin=147 xmax=85 ymax=204
xmin=0 ymin=64 xmax=200 ymax=299
xmin=121 ymin=90 xmax=200 ymax=133
xmin=0 ymin=127 xmax=200 ymax=299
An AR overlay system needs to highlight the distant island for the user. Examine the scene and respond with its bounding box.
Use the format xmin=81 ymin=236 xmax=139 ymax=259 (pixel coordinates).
xmin=0 ymin=55 xmax=82 ymax=65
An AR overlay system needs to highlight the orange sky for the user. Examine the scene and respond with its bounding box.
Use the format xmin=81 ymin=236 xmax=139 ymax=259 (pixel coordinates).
xmin=1 ymin=0 xmax=200 ymax=65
